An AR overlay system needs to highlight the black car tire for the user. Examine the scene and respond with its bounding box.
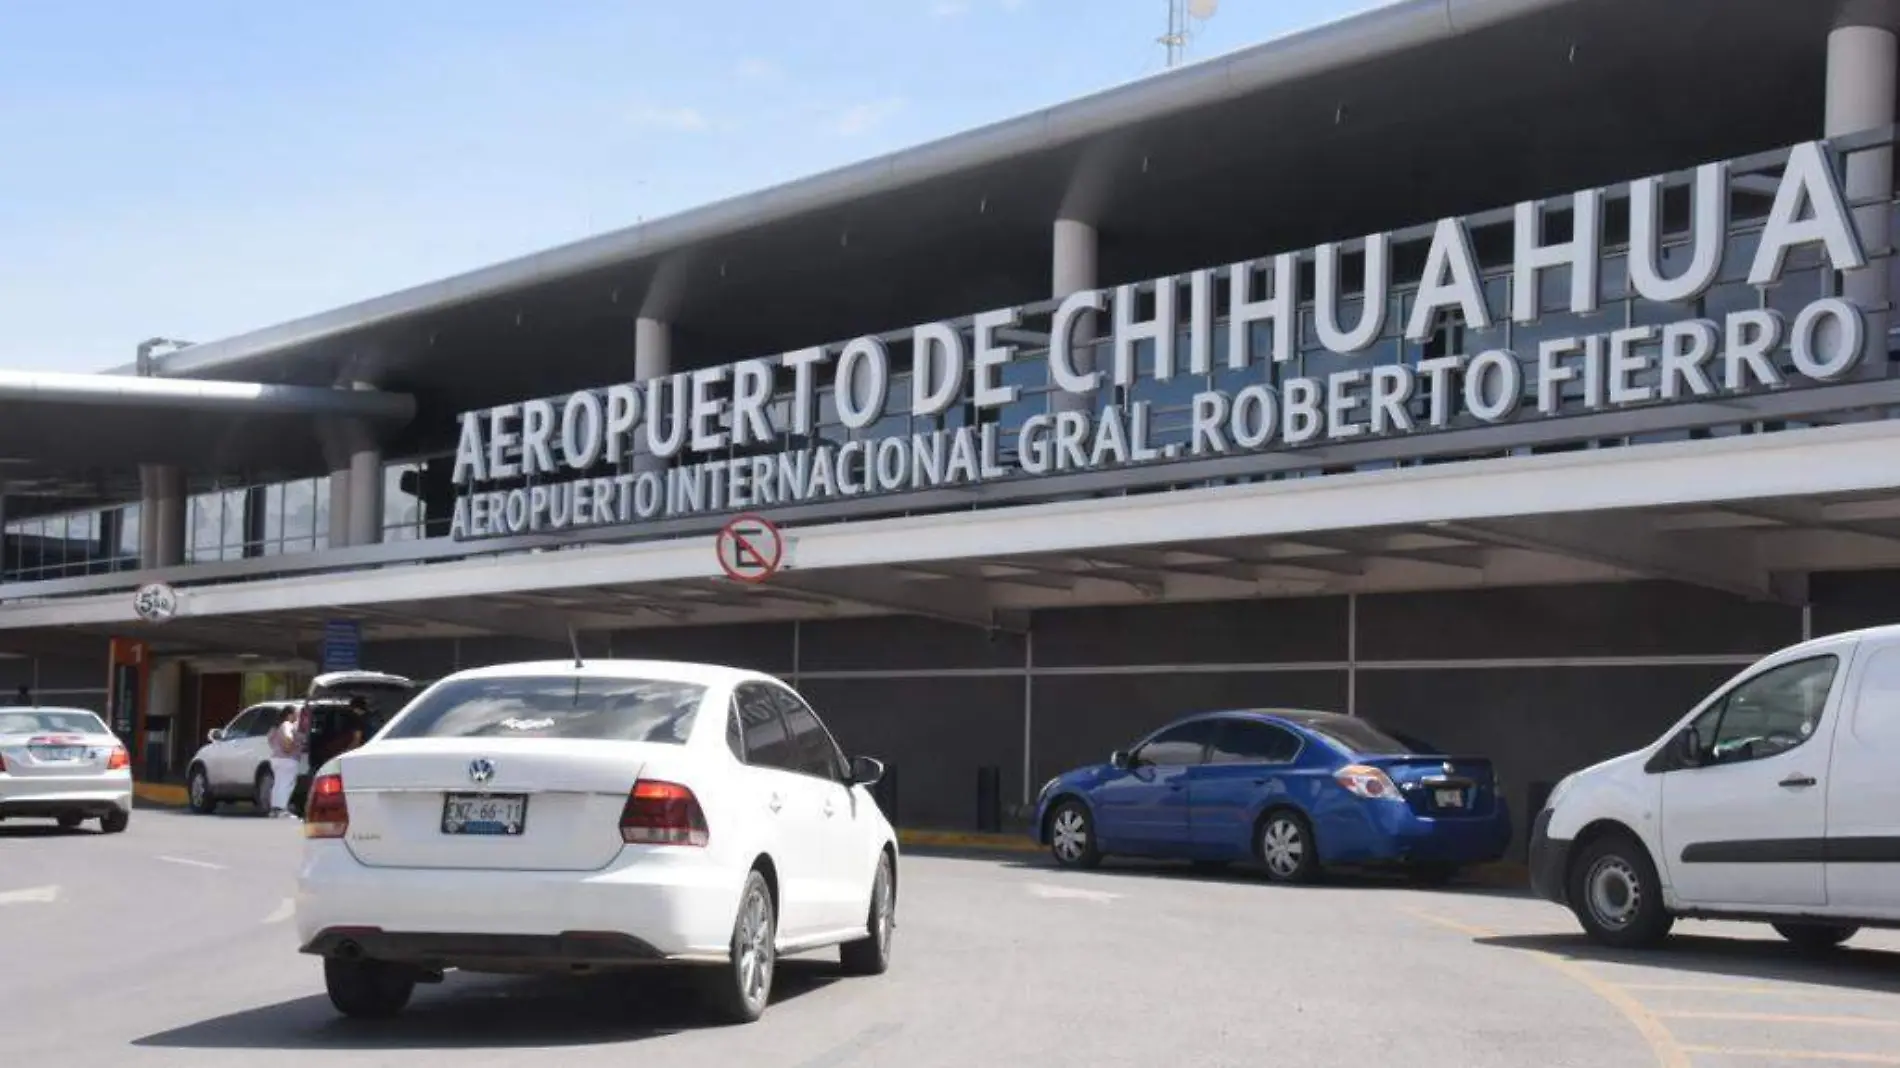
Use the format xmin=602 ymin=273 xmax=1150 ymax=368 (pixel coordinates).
xmin=839 ymin=852 xmax=895 ymax=976
xmin=1257 ymin=809 xmax=1319 ymax=884
xmin=253 ymin=766 xmax=274 ymax=812
xmin=1046 ymin=799 xmax=1102 ymax=870
xmin=1568 ymin=832 xmax=1674 ymax=949
xmin=703 ymin=869 xmax=776 ymax=1024
xmin=56 ymin=813 xmax=82 ymax=831
xmin=324 ymin=958 xmax=416 ymax=1019
xmin=187 ymin=766 xmax=219 ymax=814
xmin=100 ymin=809 xmax=129 ymax=834
xmin=1773 ymin=922 xmax=1858 ymax=951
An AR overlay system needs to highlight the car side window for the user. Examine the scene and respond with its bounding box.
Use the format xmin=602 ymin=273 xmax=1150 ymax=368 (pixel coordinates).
xmin=222 ymin=709 xmax=258 ymax=739
xmin=1694 ymin=655 xmax=1840 ymax=767
xmin=248 ymin=707 xmax=286 ymax=738
xmin=1208 ymin=719 xmax=1302 ymax=764
xmin=772 ymin=688 xmax=849 ymax=782
xmin=736 ymin=685 xmax=799 ymax=773
xmin=1134 ymin=720 xmax=1216 ymax=767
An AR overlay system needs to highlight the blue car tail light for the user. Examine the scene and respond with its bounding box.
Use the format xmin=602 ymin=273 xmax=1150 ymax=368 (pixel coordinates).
xmin=1335 ymin=764 xmax=1405 ymax=801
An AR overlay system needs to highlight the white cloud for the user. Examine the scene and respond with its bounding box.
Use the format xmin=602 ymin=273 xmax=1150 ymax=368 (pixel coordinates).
xmin=830 ymin=97 xmax=906 ymax=137
xmin=931 ymin=0 xmax=971 ymax=16
xmin=735 ymin=57 xmax=779 ymax=81
xmin=628 ymin=104 xmax=709 ymax=132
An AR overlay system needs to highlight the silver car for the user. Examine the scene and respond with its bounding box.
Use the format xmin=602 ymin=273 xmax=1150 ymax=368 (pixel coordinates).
xmin=0 ymin=707 xmax=133 ymax=832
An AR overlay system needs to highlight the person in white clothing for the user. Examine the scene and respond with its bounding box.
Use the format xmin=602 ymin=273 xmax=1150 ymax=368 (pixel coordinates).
xmin=266 ymin=708 xmax=300 ymax=819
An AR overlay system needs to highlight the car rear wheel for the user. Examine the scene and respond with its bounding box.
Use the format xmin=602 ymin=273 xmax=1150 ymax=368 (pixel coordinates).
xmin=839 ymin=852 xmax=895 ymax=976
xmin=187 ymin=766 xmax=218 ymax=814
xmin=100 ymin=810 xmax=129 ymax=834
xmin=323 ymin=957 xmax=415 ymax=1020
xmin=705 ymin=869 xmax=776 ymax=1024
xmin=1773 ymin=922 xmax=1858 ymax=951
xmin=1258 ymin=810 xmax=1318 ymax=884
xmin=254 ymin=767 xmax=274 ymax=812
xmin=1047 ymin=800 xmax=1101 ymax=870
xmin=1569 ymin=833 xmax=1674 ymax=949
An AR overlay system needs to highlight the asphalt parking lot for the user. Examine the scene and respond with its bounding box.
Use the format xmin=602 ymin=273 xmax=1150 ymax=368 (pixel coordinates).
xmin=3 ymin=806 xmax=1897 ymax=1068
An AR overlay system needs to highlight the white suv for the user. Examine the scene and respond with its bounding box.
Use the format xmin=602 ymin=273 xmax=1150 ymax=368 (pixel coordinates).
xmin=185 ymin=700 xmax=301 ymax=814
xmin=1531 ymin=625 xmax=1900 ymax=950
xmin=294 ymin=660 xmax=899 ymax=1024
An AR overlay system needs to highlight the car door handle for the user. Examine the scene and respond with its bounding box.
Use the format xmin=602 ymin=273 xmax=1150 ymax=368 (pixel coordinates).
xmin=1779 ymin=774 xmax=1818 ymax=789
xmin=768 ymin=793 xmax=783 ymax=813
xmin=823 ymin=798 xmax=837 ymax=817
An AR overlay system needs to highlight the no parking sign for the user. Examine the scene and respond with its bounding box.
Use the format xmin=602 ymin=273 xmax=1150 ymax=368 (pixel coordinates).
xmin=715 ymin=514 xmax=785 ymax=584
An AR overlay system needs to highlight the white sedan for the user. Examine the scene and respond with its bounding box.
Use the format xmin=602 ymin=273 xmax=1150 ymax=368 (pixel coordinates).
xmin=0 ymin=706 xmax=133 ymax=832
xmin=295 ymin=659 xmax=899 ymax=1024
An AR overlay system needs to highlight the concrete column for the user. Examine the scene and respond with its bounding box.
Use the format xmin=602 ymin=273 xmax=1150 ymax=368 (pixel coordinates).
xmin=1051 ymin=218 xmax=1099 ymax=415
xmin=1828 ymin=22 xmax=1898 ymax=372
xmin=138 ymin=463 xmax=186 ymax=568
xmin=634 ymin=316 xmax=671 ymax=475
xmin=347 ymin=446 xmax=383 ymax=547
xmin=326 ymin=468 xmax=353 ymax=549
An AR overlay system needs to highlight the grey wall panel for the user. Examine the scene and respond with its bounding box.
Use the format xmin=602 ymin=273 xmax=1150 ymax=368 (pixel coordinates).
xmin=609 ymin=623 xmax=794 ymax=674
xmin=1810 ymin=569 xmax=1900 ymax=638
xmin=0 ymin=657 xmax=33 ymax=694
xmin=453 ymin=636 xmax=571 ymax=670
xmin=1031 ymin=598 xmax=1349 ymax=667
xmin=799 ymin=617 xmax=1025 ymax=673
xmin=797 ymin=676 xmax=1024 ymax=831
xmin=35 ymin=651 xmax=108 ymax=692
xmin=1029 ymin=671 xmax=1348 ymax=788
xmin=1357 ymin=582 xmax=1799 ymax=661
xmin=1356 ymin=665 xmax=1735 ymax=853
xmin=357 ymin=638 xmax=458 ymax=681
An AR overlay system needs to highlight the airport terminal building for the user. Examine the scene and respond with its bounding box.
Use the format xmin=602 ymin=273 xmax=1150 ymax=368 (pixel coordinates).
xmin=7 ymin=0 xmax=1900 ymax=840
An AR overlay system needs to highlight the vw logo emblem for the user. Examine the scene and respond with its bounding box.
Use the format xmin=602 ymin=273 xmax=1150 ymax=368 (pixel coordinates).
xmin=468 ymin=759 xmax=496 ymax=784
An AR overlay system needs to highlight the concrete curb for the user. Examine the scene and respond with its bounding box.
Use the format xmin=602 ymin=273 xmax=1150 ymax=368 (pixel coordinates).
xmin=135 ymin=783 xmax=189 ymax=807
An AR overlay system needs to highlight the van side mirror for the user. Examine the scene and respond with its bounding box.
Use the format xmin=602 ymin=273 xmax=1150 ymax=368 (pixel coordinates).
xmin=1675 ymin=727 xmax=1704 ymax=767
xmin=207 ymin=728 xmax=225 ymax=743
xmin=1110 ymin=750 xmax=1131 ymax=771
xmin=848 ymin=755 xmax=885 ymax=787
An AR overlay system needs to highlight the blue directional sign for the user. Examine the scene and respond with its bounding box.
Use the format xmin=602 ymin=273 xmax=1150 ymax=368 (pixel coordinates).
xmin=321 ymin=619 xmax=361 ymax=673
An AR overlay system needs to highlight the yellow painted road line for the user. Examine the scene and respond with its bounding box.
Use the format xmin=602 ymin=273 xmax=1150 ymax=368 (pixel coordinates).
xmin=1400 ymin=907 xmax=1691 ymax=1068
xmin=1658 ymin=1010 xmax=1900 ymax=1028
xmin=1679 ymin=1047 xmax=1900 ymax=1065
xmin=1617 ymin=983 xmax=1900 ymax=1003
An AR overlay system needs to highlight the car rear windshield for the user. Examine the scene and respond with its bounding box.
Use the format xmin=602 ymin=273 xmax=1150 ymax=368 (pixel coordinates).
xmin=380 ymin=676 xmax=705 ymax=743
xmin=1297 ymin=716 xmax=1418 ymax=756
xmin=0 ymin=710 xmax=108 ymax=735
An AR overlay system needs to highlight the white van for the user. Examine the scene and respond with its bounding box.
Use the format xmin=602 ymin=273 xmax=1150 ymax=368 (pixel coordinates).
xmin=1530 ymin=625 xmax=1900 ymax=950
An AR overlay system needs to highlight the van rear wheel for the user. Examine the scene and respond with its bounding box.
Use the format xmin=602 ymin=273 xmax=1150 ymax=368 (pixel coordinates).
xmin=1773 ymin=922 xmax=1858 ymax=951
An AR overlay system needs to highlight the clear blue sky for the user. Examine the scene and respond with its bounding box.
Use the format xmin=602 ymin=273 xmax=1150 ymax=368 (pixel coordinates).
xmin=0 ymin=1 xmax=1372 ymax=372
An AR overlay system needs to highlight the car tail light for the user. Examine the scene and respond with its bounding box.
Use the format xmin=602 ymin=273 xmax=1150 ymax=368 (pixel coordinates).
xmin=1336 ymin=764 xmax=1404 ymax=801
xmin=0 ymin=752 xmax=8 ymax=773
xmin=107 ymin=746 xmax=130 ymax=771
xmin=619 ymin=779 xmax=709 ymax=846
xmin=304 ymin=773 xmax=349 ymax=839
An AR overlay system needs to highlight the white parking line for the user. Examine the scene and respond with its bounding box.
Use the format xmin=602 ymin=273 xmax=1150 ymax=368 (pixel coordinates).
xmin=155 ymin=856 xmax=225 ymax=871
xmin=0 ymin=885 xmax=59 ymax=906
xmin=262 ymin=898 xmax=295 ymax=924
xmin=1027 ymin=883 xmax=1120 ymax=903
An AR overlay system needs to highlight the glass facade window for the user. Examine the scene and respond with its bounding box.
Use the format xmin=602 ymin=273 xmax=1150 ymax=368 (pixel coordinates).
xmin=2 ymin=503 xmax=138 ymax=581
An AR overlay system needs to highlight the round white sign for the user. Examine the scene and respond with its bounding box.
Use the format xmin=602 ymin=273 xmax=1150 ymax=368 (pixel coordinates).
xmin=132 ymin=583 xmax=179 ymax=623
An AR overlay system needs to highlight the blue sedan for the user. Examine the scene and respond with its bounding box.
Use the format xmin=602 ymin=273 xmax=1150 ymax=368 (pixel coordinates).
xmin=1031 ymin=709 xmax=1512 ymax=884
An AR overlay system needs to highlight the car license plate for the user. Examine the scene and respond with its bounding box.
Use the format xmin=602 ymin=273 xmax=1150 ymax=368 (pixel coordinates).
xmin=441 ymin=793 xmax=528 ymax=836
xmin=31 ymin=746 xmax=82 ymax=762
xmin=1434 ymin=788 xmax=1464 ymax=808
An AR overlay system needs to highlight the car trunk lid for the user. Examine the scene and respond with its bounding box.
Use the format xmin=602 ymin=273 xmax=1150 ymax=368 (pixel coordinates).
xmin=335 ymin=738 xmax=650 ymax=871
xmin=0 ymin=731 xmax=121 ymax=778
xmin=1360 ymin=755 xmax=1499 ymax=818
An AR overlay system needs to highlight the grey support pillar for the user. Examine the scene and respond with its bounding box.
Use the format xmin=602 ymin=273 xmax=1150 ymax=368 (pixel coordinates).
xmin=327 ymin=468 xmax=353 ymax=549
xmin=634 ymin=316 xmax=671 ymax=475
xmin=138 ymin=464 xmax=185 ymax=568
xmin=347 ymin=444 xmax=384 ymax=547
xmin=1828 ymin=21 xmax=1898 ymax=370
xmin=1051 ymin=218 xmax=1099 ymax=415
